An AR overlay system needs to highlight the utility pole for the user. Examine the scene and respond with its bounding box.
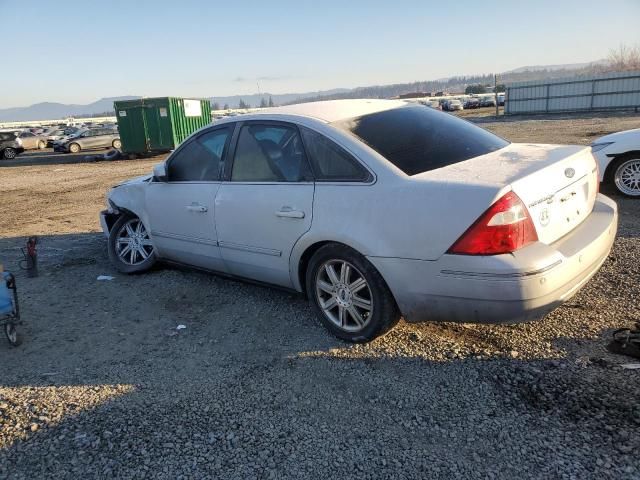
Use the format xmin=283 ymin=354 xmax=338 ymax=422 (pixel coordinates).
xmin=494 ymin=74 xmax=499 ymax=117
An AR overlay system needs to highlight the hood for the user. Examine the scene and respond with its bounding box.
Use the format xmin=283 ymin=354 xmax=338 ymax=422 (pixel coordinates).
xmin=592 ymin=128 xmax=640 ymax=144
xmin=113 ymin=174 xmax=152 ymax=188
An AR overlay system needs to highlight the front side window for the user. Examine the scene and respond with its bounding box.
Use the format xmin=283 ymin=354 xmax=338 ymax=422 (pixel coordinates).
xmin=334 ymin=105 xmax=509 ymax=176
xmin=168 ymin=127 xmax=231 ymax=182
xmin=231 ymin=124 xmax=311 ymax=182
xmin=20 ymin=132 xmax=34 ymax=138
xmin=300 ymin=127 xmax=369 ymax=182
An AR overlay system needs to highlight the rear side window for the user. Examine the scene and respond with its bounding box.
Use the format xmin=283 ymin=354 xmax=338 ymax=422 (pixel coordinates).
xmin=334 ymin=105 xmax=509 ymax=176
xmin=300 ymin=127 xmax=369 ymax=182
xmin=168 ymin=127 xmax=231 ymax=181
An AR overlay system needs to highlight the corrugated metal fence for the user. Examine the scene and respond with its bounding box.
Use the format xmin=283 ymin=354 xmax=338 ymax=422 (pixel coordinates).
xmin=505 ymin=70 xmax=640 ymax=114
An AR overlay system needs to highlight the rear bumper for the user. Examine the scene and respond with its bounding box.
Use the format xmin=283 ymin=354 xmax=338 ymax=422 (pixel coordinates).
xmin=368 ymin=194 xmax=618 ymax=324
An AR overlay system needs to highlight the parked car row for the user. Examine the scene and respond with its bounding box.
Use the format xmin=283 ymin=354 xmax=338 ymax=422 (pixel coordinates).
xmin=0 ymin=123 xmax=121 ymax=159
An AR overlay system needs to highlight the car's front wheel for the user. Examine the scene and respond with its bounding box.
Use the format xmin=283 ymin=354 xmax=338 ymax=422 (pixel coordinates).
xmin=112 ymin=139 xmax=122 ymax=149
xmin=2 ymin=148 xmax=17 ymax=159
xmin=69 ymin=143 xmax=81 ymax=153
xmin=612 ymin=156 xmax=640 ymax=197
xmin=306 ymin=244 xmax=400 ymax=343
xmin=108 ymin=215 xmax=157 ymax=273
xmin=37 ymin=140 xmax=46 ymax=149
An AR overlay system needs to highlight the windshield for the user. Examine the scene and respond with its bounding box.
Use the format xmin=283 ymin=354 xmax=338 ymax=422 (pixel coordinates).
xmin=334 ymin=104 xmax=509 ymax=176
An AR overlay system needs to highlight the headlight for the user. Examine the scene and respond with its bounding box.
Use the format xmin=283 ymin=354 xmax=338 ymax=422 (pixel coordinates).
xmin=590 ymin=142 xmax=613 ymax=153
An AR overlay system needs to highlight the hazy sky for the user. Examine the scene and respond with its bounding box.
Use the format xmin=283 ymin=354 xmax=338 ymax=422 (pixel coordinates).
xmin=1 ymin=0 xmax=639 ymax=108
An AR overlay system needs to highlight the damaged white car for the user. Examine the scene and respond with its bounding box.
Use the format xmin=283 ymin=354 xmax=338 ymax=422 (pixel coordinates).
xmin=101 ymin=99 xmax=618 ymax=342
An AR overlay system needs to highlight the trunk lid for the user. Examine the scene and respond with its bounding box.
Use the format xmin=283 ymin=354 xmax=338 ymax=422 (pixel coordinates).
xmin=507 ymin=145 xmax=598 ymax=244
xmin=417 ymin=143 xmax=599 ymax=245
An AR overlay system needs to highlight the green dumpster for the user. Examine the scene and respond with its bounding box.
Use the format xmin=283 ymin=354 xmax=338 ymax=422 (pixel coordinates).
xmin=113 ymin=97 xmax=211 ymax=155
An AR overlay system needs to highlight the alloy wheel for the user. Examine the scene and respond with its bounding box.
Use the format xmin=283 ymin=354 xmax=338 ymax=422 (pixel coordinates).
xmin=115 ymin=218 xmax=154 ymax=265
xmin=4 ymin=148 xmax=16 ymax=159
xmin=315 ymin=259 xmax=373 ymax=332
xmin=614 ymin=159 xmax=640 ymax=196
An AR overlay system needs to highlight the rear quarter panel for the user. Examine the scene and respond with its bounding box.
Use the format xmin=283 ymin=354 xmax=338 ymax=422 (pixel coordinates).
xmin=289 ymin=177 xmax=502 ymax=290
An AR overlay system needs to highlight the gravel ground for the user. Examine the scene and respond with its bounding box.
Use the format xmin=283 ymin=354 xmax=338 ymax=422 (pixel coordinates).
xmin=0 ymin=113 xmax=639 ymax=479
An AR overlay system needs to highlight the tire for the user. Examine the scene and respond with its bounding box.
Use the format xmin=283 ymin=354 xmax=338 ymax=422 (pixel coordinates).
xmin=103 ymin=149 xmax=121 ymax=161
xmin=112 ymin=139 xmax=122 ymax=149
xmin=610 ymin=156 xmax=640 ymax=197
xmin=5 ymin=324 xmax=22 ymax=347
xmin=2 ymin=147 xmax=16 ymax=159
xmin=37 ymin=140 xmax=46 ymax=149
xmin=306 ymin=243 xmax=400 ymax=343
xmin=69 ymin=143 xmax=81 ymax=153
xmin=108 ymin=214 xmax=157 ymax=274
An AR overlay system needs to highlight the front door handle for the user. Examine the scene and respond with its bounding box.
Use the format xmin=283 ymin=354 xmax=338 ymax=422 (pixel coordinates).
xmin=276 ymin=208 xmax=305 ymax=219
xmin=186 ymin=204 xmax=208 ymax=213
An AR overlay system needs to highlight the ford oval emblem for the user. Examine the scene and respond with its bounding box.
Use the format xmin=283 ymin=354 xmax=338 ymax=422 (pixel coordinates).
xmin=564 ymin=168 xmax=575 ymax=178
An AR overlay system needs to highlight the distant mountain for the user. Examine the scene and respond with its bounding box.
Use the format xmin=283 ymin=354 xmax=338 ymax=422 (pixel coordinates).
xmin=0 ymin=96 xmax=140 ymax=122
xmin=504 ymin=60 xmax=607 ymax=74
xmin=0 ymin=60 xmax=616 ymax=122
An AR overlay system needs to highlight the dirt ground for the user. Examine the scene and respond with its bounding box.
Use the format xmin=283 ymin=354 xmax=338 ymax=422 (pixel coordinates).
xmin=0 ymin=113 xmax=639 ymax=479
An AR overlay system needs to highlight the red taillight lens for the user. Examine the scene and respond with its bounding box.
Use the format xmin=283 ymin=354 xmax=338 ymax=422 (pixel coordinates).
xmin=447 ymin=191 xmax=538 ymax=255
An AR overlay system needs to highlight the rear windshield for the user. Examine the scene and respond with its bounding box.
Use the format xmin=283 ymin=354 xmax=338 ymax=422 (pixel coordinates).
xmin=334 ymin=105 xmax=509 ymax=175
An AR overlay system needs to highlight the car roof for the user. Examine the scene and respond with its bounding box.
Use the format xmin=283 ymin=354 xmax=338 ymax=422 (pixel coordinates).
xmin=246 ymin=99 xmax=409 ymax=123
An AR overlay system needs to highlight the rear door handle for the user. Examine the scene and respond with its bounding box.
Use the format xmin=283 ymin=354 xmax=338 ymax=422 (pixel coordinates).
xmin=276 ymin=208 xmax=305 ymax=219
xmin=186 ymin=204 xmax=208 ymax=213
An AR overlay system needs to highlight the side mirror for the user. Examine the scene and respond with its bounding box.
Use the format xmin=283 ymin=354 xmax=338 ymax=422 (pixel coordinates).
xmin=153 ymin=162 xmax=168 ymax=182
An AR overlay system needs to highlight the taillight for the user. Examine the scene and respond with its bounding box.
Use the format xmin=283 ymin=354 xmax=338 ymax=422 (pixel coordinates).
xmin=448 ymin=191 xmax=538 ymax=255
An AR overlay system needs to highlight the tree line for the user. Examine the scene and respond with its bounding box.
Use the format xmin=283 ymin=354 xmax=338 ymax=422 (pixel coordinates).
xmin=211 ymin=96 xmax=274 ymax=110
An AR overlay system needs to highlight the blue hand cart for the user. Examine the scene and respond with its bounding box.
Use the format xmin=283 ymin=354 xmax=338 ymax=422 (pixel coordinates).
xmin=0 ymin=271 xmax=22 ymax=346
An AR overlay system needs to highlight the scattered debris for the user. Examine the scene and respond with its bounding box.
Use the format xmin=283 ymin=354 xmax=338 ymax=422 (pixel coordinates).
xmin=621 ymin=363 xmax=640 ymax=370
xmin=176 ymin=325 xmax=186 ymax=330
xmin=96 ymin=275 xmax=114 ymax=281
xmin=607 ymin=323 xmax=640 ymax=359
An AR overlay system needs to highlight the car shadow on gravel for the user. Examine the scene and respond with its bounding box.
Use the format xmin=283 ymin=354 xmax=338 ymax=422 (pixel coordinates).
xmin=1 ymin=231 xmax=639 ymax=478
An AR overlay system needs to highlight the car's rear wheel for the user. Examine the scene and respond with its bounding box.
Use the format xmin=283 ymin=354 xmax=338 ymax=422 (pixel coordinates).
xmin=306 ymin=244 xmax=400 ymax=342
xmin=2 ymin=148 xmax=17 ymax=159
xmin=69 ymin=143 xmax=81 ymax=153
xmin=612 ymin=156 xmax=640 ymax=197
xmin=112 ymin=139 xmax=122 ymax=149
xmin=108 ymin=215 xmax=156 ymax=273
xmin=37 ymin=140 xmax=46 ymax=149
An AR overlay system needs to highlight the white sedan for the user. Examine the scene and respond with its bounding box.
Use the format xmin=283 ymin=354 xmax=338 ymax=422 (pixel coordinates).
xmin=100 ymin=99 xmax=618 ymax=342
xmin=591 ymin=128 xmax=640 ymax=197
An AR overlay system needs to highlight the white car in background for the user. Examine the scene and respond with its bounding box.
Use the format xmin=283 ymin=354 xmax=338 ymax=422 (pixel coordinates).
xmin=100 ymin=99 xmax=617 ymax=342
xmin=446 ymin=99 xmax=463 ymax=111
xmin=591 ymin=128 xmax=640 ymax=197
